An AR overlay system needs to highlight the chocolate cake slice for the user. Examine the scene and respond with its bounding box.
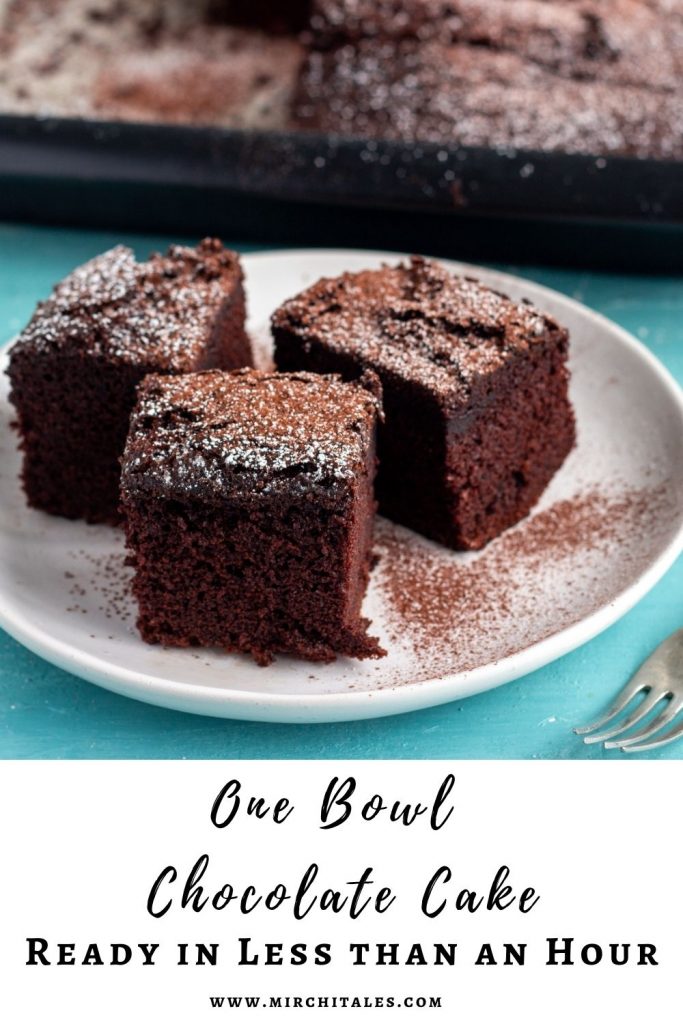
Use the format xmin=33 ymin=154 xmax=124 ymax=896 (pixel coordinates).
xmin=120 ymin=368 xmax=384 ymax=664
xmin=7 ymin=238 xmax=252 ymax=524
xmin=272 ymin=257 xmax=575 ymax=551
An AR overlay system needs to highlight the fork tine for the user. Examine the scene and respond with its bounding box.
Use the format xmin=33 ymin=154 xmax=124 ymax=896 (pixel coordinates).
xmin=606 ymin=696 xmax=683 ymax=751
xmin=573 ymin=673 xmax=651 ymax=737
xmin=581 ymin=688 xmax=668 ymax=744
xmin=619 ymin=713 xmax=683 ymax=754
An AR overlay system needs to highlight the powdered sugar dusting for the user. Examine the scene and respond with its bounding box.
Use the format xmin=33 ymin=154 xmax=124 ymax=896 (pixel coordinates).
xmin=11 ymin=238 xmax=243 ymax=370
xmin=295 ymin=1 xmax=683 ymax=160
xmin=273 ymin=256 xmax=560 ymax=400
xmin=121 ymin=368 xmax=381 ymax=499
xmin=309 ymin=0 xmax=683 ymax=91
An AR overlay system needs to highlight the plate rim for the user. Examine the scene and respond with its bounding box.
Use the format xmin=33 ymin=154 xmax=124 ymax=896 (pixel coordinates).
xmin=1 ymin=247 xmax=682 ymax=724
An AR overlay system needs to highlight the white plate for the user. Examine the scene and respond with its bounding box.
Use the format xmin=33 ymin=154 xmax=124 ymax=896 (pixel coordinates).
xmin=1 ymin=249 xmax=682 ymax=723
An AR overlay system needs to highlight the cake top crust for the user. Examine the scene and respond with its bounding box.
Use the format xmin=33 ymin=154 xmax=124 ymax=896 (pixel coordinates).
xmin=310 ymin=0 xmax=609 ymax=64
xmin=297 ymin=0 xmax=683 ymax=159
xmin=10 ymin=238 xmax=242 ymax=371
xmin=294 ymin=36 xmax=683 ymax=159
xmin=121 ymin=368 xmax=381 ymax=501
xmin=309 ymin=0 xmax=683 ymax=89
xmin=272 ymin=257 xmax=565 ymax=404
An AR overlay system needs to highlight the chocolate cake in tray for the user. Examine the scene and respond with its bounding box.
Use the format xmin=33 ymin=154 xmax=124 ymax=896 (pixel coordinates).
xmin=7 ymin=239 xmax=252 ymax=524
xmin=120 ymin=368 xmax=384 ymax=665
xmin=273 ymin=256 xmax=575 ymax=551
xmin=295 ymin=0 xmax=683 ymax=159
xmin=0 ymin=0 xmax=305 ymax=129
xmin=1 ymin=0 xmax=681 ymax=161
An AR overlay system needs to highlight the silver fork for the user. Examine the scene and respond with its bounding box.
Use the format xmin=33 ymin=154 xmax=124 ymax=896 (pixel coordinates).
xmin=575 ymin=629 xmax=683 ymax=753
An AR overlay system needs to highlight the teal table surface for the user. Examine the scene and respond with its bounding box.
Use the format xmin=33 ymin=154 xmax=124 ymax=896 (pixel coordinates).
xmin=0 ymin=222 xmax=681 ymax=760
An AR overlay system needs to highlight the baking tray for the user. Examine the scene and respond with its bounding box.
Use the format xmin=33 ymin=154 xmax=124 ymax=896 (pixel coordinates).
xmin=1 ymin=113 xmax=682 ymax=271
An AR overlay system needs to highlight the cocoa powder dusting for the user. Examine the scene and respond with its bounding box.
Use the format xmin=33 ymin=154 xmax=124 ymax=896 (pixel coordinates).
xmin=373 ymin=484 xmax=677 ymax=682
xmin=65 ymin=547 xmax=133 ymax=624
xmin=57 ymin=482 xmax=678 ymax=681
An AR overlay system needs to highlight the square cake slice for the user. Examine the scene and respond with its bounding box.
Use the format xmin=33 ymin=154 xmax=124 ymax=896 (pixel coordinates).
xmin=272 ymin=256 xmax=575 ymax=550
xmin=7 ymin=238 xmax=252 ymax=524
xmin=120 ymin=368 xmax=384 ymax=664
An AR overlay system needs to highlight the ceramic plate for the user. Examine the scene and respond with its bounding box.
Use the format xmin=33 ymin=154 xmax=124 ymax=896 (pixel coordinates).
xmin=1 ymin=249 xmax=682 ymax=723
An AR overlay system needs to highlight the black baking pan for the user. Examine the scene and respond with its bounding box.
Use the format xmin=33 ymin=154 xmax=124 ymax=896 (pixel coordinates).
xmin=1 ymin=114 xmax=682 ymax=271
